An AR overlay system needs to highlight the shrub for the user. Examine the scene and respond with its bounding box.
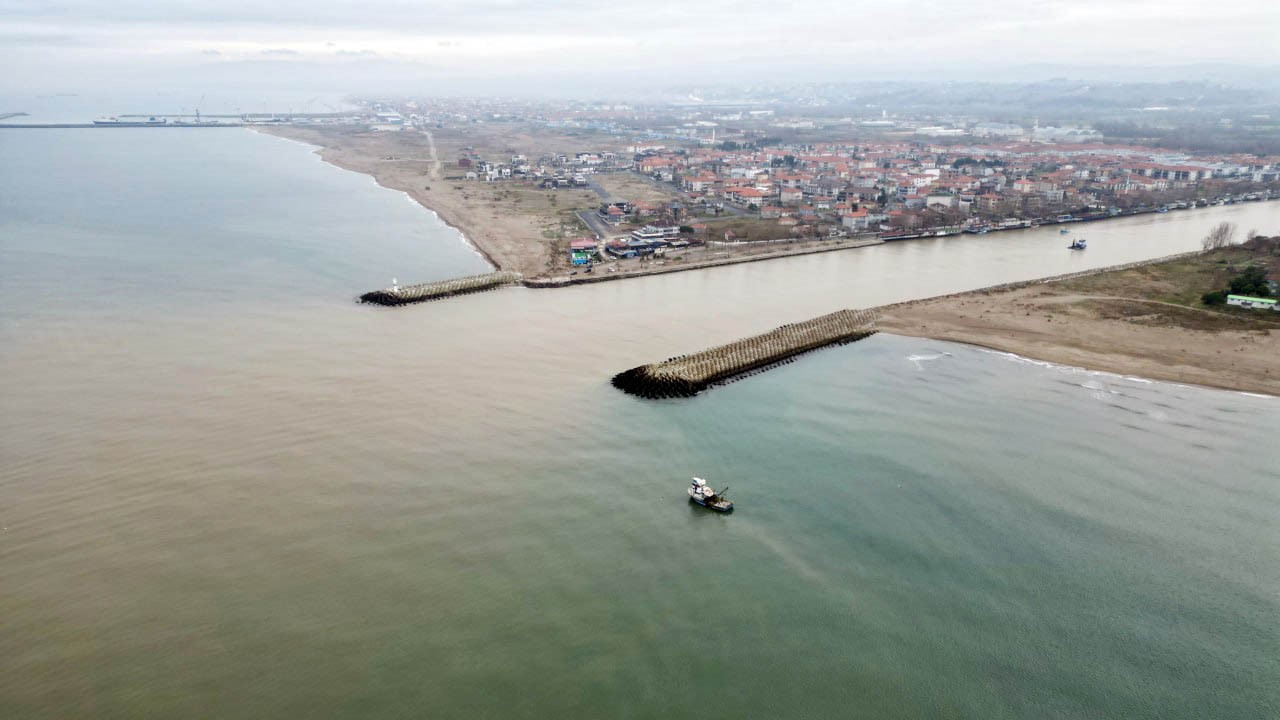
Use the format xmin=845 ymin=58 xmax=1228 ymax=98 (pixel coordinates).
xmin=1229 ymin=265 xmax=1270 ymax=296
xmin=1202 ymin=290 xmax=1228 ymax=306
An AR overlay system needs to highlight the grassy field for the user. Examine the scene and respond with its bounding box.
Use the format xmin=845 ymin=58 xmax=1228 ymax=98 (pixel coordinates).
xmin=1053 ymin=238 xmax=1280 ymax=331
xmin=592 ymin=172 xmax=683 ymax=204
xmin=1059 ymin=240 xmax=1279 ymax=308
xmin=701 ymin=217 xmax=800 ymax=242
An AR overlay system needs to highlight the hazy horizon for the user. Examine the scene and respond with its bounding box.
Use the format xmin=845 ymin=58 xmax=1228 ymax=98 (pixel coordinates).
xmin=3 ymin=0 xmax=1279 ymax=100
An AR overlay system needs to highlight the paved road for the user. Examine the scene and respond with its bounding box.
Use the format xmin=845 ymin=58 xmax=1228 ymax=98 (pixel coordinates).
xmin=585 ymin=178 xmax=611 ymax=201
xmin=577 ymin=209 xmax=613 ymax=239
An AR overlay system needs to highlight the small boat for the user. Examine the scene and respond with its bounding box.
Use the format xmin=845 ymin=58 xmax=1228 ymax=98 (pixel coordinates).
xmin=688 ymin=477 xmax=734 ymax=512
xmin=1068 ymin=238 xmax=1087 ymax=250
xmin=1059 ymin=228 xmax=1071 ymax=234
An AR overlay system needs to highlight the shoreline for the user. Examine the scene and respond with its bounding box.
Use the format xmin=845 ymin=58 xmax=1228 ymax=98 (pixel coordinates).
xmin=247 ymin=127 xmax=995 ymax=286
xmin=885 ymin=331 xmax=1277 ymax=399
xmin=269 ymin=122 xmax=892 ymax=284
xmin=522 ymin=238 xmax=884 ymax=287
xmin=259 ymin=125 xmax=1279 ymax=290
xmin=255 ymin=128 xmax=502 ymax=271
xmin=875 ymin=248 xmax=1280 ymax=397
xmin=588 ymin=248 xmax=1279 ymax=398
xmin=400 ymin=193 xmax=498 ymax=270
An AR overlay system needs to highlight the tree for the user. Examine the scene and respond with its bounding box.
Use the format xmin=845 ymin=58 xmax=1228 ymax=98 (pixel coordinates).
xmin=1229 ymin=265 xmax=1270 ymax=296
xmin=1202 ymin=221 xmax=1237 ymax=251
xmin=1202 ymin=290 xmax=1228 ymax=306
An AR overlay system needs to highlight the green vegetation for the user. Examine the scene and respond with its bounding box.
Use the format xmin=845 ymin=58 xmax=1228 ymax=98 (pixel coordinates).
xmin=1058 ymin=239 xmax=1278 ymax=312
xmin=1228 ymin=265 xmax=1272 ymax=297
xmin=951 ymin=157 xmax=1005 ymax=169
xmin=1202 ymin=263 xmax=1272 ymax=306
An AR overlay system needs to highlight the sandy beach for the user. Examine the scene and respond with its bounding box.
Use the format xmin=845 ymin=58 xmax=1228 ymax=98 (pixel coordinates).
xmin=260 ymin=125 xmax=599 ymax=276
xmin=879 ymin=244 xmax=1280 ymax=396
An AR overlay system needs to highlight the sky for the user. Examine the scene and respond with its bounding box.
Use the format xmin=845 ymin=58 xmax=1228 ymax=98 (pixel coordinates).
xmin=3 ymin=0 xmax=1279 ymax=103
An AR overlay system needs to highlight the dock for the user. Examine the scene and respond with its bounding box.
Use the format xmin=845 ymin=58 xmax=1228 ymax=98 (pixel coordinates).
xmin=611 ymin=309 xmax=879 ymax=398
xmin=0 ymin=123 xmax=243 ymax=129
xmin=359 ymin=271 xmax=523 ymax=306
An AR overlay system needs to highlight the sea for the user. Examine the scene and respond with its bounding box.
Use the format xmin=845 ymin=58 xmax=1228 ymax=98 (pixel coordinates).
xmin=2 ymin=128 xmax=1278 ymax=719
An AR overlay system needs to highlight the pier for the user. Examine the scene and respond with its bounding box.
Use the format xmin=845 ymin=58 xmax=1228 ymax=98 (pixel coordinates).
xmin=612 ymin=309 xmax=879 ymax=398
xmin=359 ymin=271 xmax=523 ymax=305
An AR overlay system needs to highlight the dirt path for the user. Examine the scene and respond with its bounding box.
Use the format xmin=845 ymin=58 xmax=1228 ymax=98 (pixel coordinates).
xmin=422 ymin=130 xmax=442 ymax=179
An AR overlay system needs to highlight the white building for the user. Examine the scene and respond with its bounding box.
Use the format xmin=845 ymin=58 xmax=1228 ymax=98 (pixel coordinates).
xmin=1226 ymin=295 xmax=1278 ymax=310
xmin=631 ymin=225 xmax=681 ymax=243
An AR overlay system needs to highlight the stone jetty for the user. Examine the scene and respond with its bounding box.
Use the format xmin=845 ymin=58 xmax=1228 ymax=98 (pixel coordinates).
xmin=359 ymin=271 xmax=523 ymax=306
xmin=612 ymin=309 xmax=879 ymax=398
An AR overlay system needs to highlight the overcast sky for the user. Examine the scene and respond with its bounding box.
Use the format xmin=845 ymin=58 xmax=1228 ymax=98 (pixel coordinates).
xmin=3 ymin=0 xmax=1278 ymax=99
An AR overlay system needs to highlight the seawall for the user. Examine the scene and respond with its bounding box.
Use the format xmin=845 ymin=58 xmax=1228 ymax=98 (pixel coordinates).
xmin=611 ymin=309 xmax=880 ymax=398
xmin=359 ymin=271 xmax=523 ymax=306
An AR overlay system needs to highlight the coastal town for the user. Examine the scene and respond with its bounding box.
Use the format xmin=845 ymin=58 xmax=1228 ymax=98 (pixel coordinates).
xmin=265 ymin=96 xmax=1280 ymax=279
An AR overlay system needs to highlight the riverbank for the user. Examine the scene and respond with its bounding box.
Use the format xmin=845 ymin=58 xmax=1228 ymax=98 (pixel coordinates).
xmin=523 ymin=237 xmax=884 ymax=287
xmin=878 ymin=241 xmax=1280 ymax=396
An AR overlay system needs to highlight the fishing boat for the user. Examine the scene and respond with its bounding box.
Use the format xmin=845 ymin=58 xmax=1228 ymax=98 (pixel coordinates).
xmin=688 ymin=477 xmax=734 ymax=512
xmin=1068 ymin=238 xmax=1087 ymax=250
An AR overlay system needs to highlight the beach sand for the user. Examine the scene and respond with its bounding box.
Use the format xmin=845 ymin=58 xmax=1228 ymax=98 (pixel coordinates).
xmin=260 ymin=125 xmax=603 ymax=276
xmin=879 ymin=245 xmax=1280 ymax=396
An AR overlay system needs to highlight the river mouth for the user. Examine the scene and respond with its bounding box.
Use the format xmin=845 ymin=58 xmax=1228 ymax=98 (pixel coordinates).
xmin=3 ymin=128 xmax=1278 ymax=719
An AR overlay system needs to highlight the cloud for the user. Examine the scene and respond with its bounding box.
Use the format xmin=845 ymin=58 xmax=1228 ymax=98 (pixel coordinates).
xmin=201 ymin=48 xmax=221 ymax=55
xmin=1 ymin=0 xmax=1276 ymax=97
xmin=0 ymin=30 xmax=82 ymax=46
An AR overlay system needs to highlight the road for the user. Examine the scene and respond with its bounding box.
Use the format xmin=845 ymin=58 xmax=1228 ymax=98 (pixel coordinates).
xmin=422 ymin=129 xmax=442 ymax=179
xmin=577 ymin=209 xmax=613 ymax=239
xmin=585 ymin=177 xmax=611 ymax=201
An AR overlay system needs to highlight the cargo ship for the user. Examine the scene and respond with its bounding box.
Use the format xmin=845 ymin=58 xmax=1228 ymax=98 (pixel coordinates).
xmin=92 ymin=116 xmax=168 ymax=126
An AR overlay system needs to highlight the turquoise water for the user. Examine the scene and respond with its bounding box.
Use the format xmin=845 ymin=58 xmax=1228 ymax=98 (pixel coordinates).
xmin=2 ymin=130 xmax=1278 ymax=719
